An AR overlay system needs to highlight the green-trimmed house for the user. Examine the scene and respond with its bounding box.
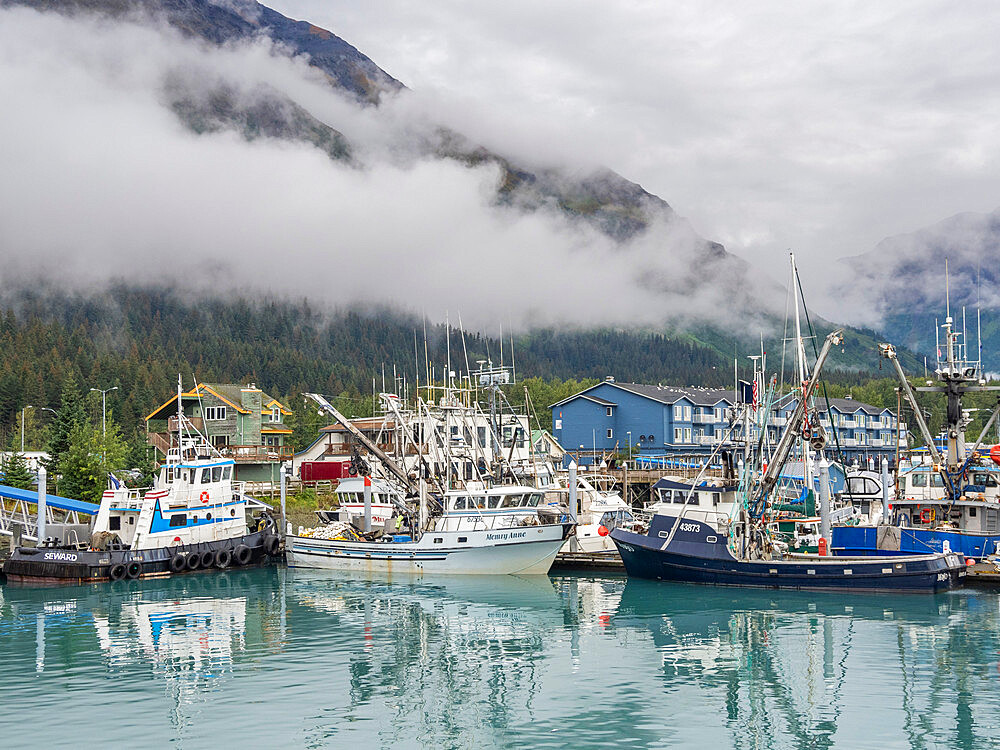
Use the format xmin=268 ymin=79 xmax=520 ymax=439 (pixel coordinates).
xmin=145 ymin=383 xmax=293 ymax=484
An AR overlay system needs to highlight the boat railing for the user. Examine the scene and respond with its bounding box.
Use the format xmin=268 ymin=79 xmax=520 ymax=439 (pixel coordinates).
xmin=108 ymin=487 xmax=146 ymax=509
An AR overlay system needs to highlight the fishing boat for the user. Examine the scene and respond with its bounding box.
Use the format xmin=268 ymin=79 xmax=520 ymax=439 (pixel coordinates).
xmin=831 ymin=284 xmax=1000 ymax=560
xmin=3 ymin=378 xmax=280 ymax=584
xmin=611 ymin=260 xmax=966 ymax=593
xmin=562 ymin=472 xmax=642 ymax=553
xmin=314 ymin=476 xmax=401 ymax=529
xmin=288 ymin=482 xmax=573 ymax=574
xmin=285 ymin=380 xmax=575 ymax=575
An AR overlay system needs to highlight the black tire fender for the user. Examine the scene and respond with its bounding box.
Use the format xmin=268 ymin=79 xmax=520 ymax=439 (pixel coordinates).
xmin=264 ymin=535 xmax=280 ymax=556
xmin=125 ymin=560 xmax=142 ymax=579
xmin=186 ymin=552 xmax=201 ymax=571
xmin=108 ymin=562 xmax=126 ymax=581
xmin=234 ymin=544 xmax=252 ymax=566
xmin=199 ymin=550 xmax=216 ymax=569
xmin=215 ymin=548 xmax=232 ymax=569
xmin=169 ymin=553 xmax=186 ymax=573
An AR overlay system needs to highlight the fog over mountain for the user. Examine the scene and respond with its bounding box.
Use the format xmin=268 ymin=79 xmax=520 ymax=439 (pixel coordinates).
xmin=833 ymin=209 xmax=1000 ymax=369
xmin=0 ymin=0 xmax=781 ymax=336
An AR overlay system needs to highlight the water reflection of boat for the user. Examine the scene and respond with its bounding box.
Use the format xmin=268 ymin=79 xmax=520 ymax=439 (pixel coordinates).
xmin=614 ymin=580 xmax=995 ymax=749
xmin=2 ymin=568 xmax=285 ymax=677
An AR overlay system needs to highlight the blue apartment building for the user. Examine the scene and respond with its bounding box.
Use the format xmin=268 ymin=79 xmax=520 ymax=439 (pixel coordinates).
xmin=550 ymin=378 xmax=905 ymax=465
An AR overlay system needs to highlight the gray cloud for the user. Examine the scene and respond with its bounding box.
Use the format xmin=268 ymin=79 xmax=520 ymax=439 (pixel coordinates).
xmin=0 ymin=5 xmax=778 ymax=334
xmin=270 ymin=0 xmax=1000 ymax=317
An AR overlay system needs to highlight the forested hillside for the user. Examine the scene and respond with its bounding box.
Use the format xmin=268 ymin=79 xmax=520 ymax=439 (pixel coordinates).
xmin=0 ymin=285 xmax=738 ymax=449
xmin=0 ymin=285 xmax=983 ymax=457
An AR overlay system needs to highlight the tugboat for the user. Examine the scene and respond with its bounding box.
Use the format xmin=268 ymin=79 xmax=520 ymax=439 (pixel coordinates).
xmin=611 ymin=327 xmax=966 ymax=593
xmin=3 ymin=378 xmax=280 ymax=584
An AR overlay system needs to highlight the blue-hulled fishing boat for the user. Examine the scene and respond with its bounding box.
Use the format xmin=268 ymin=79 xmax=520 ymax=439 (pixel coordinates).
xmin=612 ymin=259 xmax=966 ymax=593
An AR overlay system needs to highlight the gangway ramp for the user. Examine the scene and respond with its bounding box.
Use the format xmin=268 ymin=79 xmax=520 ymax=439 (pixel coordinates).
xmin=0 ymin=484 xmax=98 ymax=543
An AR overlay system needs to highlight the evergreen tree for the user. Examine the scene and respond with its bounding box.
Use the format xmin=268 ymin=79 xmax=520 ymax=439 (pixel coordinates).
xmin=45 ymin=373 xmax=86 ymax=475
xmin=1 ymin=452 xmax=34 ymax=490
xmin=59 ymin=421 xmax=129 ymax=502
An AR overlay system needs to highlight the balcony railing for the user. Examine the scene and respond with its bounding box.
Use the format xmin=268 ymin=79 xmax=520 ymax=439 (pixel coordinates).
xmin=692 ymin=413 xmax=718 ymax=424
xmin=168 ymin=416 xmax=205 ymax=433
xmin=221 ymin=445 xmax=294 ymax=463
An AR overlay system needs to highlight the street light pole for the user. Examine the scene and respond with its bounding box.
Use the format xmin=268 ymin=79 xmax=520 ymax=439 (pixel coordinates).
xmin=22 ymin=405 xmax=32 ymax=454
xmin=90 ymin=386 xmax=119 ymax=437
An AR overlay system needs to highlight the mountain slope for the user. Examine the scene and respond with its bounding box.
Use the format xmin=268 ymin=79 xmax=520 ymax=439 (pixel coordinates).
xmin=9 ymin=0 xmax=737 ymax=260
xmin=840 ymin=208 xmax=1000 ymax=370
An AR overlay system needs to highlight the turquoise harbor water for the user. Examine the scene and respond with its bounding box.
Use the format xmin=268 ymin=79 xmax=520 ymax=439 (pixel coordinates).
xmin=1 ymin=569 xmax=999 ymax=749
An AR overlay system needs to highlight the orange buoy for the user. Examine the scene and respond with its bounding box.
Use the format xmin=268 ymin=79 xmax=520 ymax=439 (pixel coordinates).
xmin=991 ymin=445 xmax=1000 ymax=467
xmin=598 ymin=525 xmax=610 ymax=537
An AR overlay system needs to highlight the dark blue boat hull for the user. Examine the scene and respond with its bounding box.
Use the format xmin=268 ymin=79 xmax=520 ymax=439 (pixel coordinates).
xmin=831 ymin=525 xmax=1000 ymax=560
xmin=611 ymin=516 xmax=966 ymax=593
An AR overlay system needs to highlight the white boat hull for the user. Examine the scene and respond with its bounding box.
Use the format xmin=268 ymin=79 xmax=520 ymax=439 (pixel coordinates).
xmin=286 ymin=524 xmax=571 ymax=575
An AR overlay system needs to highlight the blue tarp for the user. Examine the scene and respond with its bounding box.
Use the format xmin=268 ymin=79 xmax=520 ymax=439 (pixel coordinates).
xmin=0 ymin=484 xmax=100 ymax=515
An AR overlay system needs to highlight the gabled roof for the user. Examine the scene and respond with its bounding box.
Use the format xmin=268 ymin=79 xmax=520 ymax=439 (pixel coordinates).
xmin=579 ymin=395 xmax=617 ymax=406
xmin=145 ymin=383 xmax=288 ymax=422
xmin=551 ymin=382 xmax=733 ymax=409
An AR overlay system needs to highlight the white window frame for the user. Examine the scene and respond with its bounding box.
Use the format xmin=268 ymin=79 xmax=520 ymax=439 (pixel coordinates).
xmin=606 ymin=406 xmax=613 ymax=417
xmin=684 ymin=405 xmax=692 ymax=422
xmin=270 ymin=407 xmax=281 ymax=423
xmin=684 ymin=428 xmax=692 ymax=444
xmin=204 ymin=406 xmax=227 ymax=421
xmin=607 ymin=428 xmax=614 ymax=439
xmin=674 ymin=427 xmax=682 ymax=443
xmin=673 ymin=404 xmax=684 ymax=420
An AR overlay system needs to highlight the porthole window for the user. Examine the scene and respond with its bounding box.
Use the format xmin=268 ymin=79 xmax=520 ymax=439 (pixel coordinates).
xmin=230 ymin=508 xmax=236 ymax=517
xmin=206 ymin=512 xmax=213 ymax=520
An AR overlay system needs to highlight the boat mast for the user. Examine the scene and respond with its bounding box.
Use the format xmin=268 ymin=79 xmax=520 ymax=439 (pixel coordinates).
xmin=790 ymin=253 xmax=813 ymax=491
xmin=175 ymin=373 xmax=183 ymax=465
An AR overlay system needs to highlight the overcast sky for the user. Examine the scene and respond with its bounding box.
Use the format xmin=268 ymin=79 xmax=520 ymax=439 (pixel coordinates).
xmin=3 ymin=1 xmax=998 ymax=332
xmin=270 ymin=0 xmax=1000 ymax=285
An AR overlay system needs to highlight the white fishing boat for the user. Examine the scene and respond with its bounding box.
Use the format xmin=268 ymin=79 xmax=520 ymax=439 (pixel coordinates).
xmin=286 ymin=483 xmax=574 ymax=575
xmin=562 ymin=473 xmax=641 ymax=553
xmin=314 ymin=476 xmax=401 ymax=529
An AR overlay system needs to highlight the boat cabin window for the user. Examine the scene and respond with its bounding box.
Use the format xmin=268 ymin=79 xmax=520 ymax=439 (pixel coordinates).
xmin=170 ymin=514 xmax=187 ymax=527
xmin=223 ymin=466 xmax=231 ymax=481
xmin=712 ymin=492 xmax=721 ymax=506
xmin=911 ymin=474 xmax=927 ymax=488
xmin=502 ymin=495 xmax=524 ymax=508
xmin=453 ymin=496 xmax=467 ymax=510
xmin=109 ymin=516 xmax=121 ymax=531
xmin=673 ymin=490 xmax=687 ymax=504
xmin=201 ymin=468 xmax=211 ymax=484
xmin=972 ymin=473 xmax=998 ymax=487
xmin=212 ymin=466 xmax=223 ymax=482
xmin=527 ymin=493 xmax=543 ymax=507
xmin=487 ymin=496 xmax=502 ymax=509
xmin=847 ymin=477 xmax=880 ymax=495
xmin=931 ymin=474 xmax=944 ymax=487
xmin=470 ymin=496 xmax=486 ymax=510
